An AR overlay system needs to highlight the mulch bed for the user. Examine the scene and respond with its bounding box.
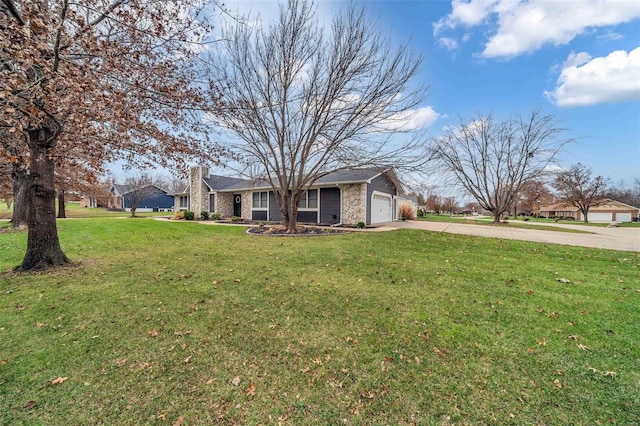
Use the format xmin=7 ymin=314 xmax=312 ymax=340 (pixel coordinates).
xmin=246 ymin=225 xmax=350 ymax=236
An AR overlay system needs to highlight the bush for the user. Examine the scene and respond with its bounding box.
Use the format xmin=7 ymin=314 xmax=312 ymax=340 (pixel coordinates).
xmin=398 ymin=203 xmax=415 ymax=220
xmin=231 ymin=216 xmax=241 ymax=222
xmin=357 ymin=221 xmax=365 ymax=228
xmin=200 ymin=211 xmax=209 ymax=220
xmin=417 ymin=209 xmax=424 ymax=217
xmin=172 ymin=211 xmax=185 ymax=220
xmin=211 ymin=213 xmax=221 ymax=220
xmin=184 ymin=211 xmax=195 ymax=221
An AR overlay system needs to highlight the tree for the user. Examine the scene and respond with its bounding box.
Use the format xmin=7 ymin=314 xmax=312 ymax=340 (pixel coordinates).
xmin=425 ymin=193 xmax=444 ymax=214
xmin=1 ymin=0 xmax=222 ymax=270
xmin=430 ymin=111 xmax=570 ymax=223
xmin=553 ymin=163 xmax=610 ymax=223
xmin=208 ymin=0 xmax=427 ymax=233
xmin=517 ymin=179 xmax=553 ymax=216
xmin=119 ymin=173 xmax=164 ymax=218
xmin=606 ymin=178 xmax=640 ymax=208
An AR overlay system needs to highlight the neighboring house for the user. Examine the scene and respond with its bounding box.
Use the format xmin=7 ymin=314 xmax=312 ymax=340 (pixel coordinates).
xmin=175 ymin=166 xmax=408 ymax=225
xmin=110 ymin=184 xmax=174 ymax=212
xmin=540 ymin=199 xmax=639 ymax=222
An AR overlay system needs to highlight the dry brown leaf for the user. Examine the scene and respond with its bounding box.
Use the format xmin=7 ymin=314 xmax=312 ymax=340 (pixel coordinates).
xmin=183 ymin=355 xmax=192 ymax=364
xmin=231 ymin=376 xmax=241 ymax=386
xmin=246 ymin=382 xmax=256 ymax=396
xmin=149 ymin=329 xmax=160 ymax=337
xmin=553 ymin=379 xmax=562 ymax=388
xmin=36 ymin=322 xmax=44 ymax=329
xmin=577 ymin=344 xmax=590 ymax=351
xmin=51 ymin=377 xmax=68 ymax=385
xmin=173 ymin=416 xmax=184 ymax=426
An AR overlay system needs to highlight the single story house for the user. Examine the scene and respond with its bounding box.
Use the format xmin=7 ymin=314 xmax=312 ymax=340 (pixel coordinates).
xmin=110 ymin=184 xmax=174 ymax=212
xmin=540 ymin=199 xmax=639 ymax=223
xmin=175 ymin=166 xmax=411 ymax=225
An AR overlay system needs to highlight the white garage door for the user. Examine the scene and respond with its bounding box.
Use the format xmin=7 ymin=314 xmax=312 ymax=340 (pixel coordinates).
xmin=371 ymin=192 xmax=392 ymax=224
xmin=616 ymin=213 xmax=632 ymax=222
xmin=587 ymin=212 xmax=613 ymax=222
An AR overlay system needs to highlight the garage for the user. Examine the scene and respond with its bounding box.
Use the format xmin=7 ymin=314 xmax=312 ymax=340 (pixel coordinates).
xmin=615 ymin=212 xmax=632 ymax=222
xmin=371 ymin=192 xmax=392 ymax=224
xmin=587 ymin=212 xmax=613 ymax=223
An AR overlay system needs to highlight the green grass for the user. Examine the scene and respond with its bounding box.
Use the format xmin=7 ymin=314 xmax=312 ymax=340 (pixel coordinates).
xmin=1 ymin=218 xmax=639 ymax=425
xmin=0 ymin=201 xmax=169 ymax=220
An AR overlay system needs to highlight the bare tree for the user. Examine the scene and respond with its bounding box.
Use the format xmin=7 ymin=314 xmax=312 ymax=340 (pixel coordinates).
xmin=605 ymin=178 xmax=640 ymax=208
xmin=207 ymin=0 xmax=428 ymax=232
xmin=1 ymin=0 xmax=223 ymax=270
xmin=430 ymin=111 xmax=570 ymax=223
xmin=553 ymin=163 xmax=610 ymax=223
xmin=119 ymin=174 xmax=162 ymax=218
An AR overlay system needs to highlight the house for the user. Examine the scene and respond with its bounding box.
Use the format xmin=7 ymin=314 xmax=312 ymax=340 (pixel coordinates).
xmin=540 ymin=199 xmax=639 ymax=223
xmin=174 ymin=166 xmax=409 ymax=225
xmin=110 ymin=184 xmax=174 ymax=212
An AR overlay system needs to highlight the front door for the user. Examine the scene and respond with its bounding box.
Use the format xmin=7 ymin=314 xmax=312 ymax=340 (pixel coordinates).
xmin=233 ymin=194 xmax=242 ymax=217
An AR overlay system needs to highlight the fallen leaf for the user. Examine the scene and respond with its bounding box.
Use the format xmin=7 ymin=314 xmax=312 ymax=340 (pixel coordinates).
xmin=36 ymin=322 xmax=44 ymax=329
xmin=577 ymin=344 xmax=590 ymax=351
xmin=23 ymin=400 xmax=36 ymax=410
xmin=51 ymin=377 xmax=68 ymax=386
xmin=246 ymin=382 xmax=256 ymax=396
xmin=173 ymin=416 xmax=184 ymax=426
xmin=553 ymin=379 xmax=562 ymax=388
xmin=183 ymin=355 xmax=192 ymax=364
xmin=567 ymin=335 xmax=579 ymax=341
xmin=602 ymin=371 xmax=617 ymax=378
xmin=556 ymin=278 xmax=571 ymax=283
xmin=232 ymin=376 xmax=241 ymax=386
xmin=149 ymin=329 xmax=160 ymax=337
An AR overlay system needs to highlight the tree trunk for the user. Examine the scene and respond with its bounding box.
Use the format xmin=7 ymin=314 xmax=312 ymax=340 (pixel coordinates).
xmin=493 ymin=212 xmax=501 ymax=223
xmin=11 ymin=163 xmax=29 ymax=228
xmin=19 ymin=130 xmax=70 ymax=271
xmin=582 ymin=208 xmax=589 ymax=223
xmin=57 ymin=189 xmax=66 ymax=218
xmin=279 ymin=192 xmax=290 ymax=230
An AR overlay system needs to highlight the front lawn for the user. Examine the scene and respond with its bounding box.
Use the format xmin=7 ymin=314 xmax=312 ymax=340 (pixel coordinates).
xmin=1 ymin=219 xmax=638 ymax=425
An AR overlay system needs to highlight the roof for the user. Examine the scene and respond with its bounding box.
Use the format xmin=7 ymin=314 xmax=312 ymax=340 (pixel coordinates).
xmin=216 ymin=168 xmax=402 ymax=192
xmin=111 ymin=183 xmax=168 ymax=196
xmin=203 ymin=175 xmax=250 ymax=191
xmin=541 ymin=199 xmax=639 ymax=212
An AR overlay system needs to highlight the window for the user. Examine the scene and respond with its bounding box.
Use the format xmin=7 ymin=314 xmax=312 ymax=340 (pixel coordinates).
xmin=252 ymin=191 xmax=268 ymax=209
xmin=179 ymin=195 xmax=189 ymax=209
xmin=298 ymin=189 xmax=318 ymax=209
xmin=209 ymin=193 xmax=215 ymax=212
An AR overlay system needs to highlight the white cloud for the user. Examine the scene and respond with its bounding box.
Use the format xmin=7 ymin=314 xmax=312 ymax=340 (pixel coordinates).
xmin=378 ymin=106 xmax=440 ymax=131
xmin=438 ymin=37 xmax=460 ymax=51
xmin=434 ymin=0 xmax=640 ymax=58
xmin=545 ymin=47 xmax=640 ymax=107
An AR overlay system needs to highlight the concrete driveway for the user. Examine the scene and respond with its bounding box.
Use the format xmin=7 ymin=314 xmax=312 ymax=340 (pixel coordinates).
xmin=374 ymin=220 xmax=640 ymax=252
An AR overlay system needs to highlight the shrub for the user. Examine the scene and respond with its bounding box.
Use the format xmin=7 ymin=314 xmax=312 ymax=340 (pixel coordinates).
xmin=210 ymin=213 xmax=221 ymax=220
xmin=398 ymin=203 xmax=415 ymax=220
xmin=417 ymin=209 xmax=424 ymax=217
xmin=523 ymin=216 xmax=530 ymax=221
xmin=200 ymin=211 xmax=209 ymax=220
xmin=184 ymin=211 xmax=195 ymax=221
xmin=357 ymin=221 xmax=365 ymax=228
xmin=172 ymin=211 xmax=185 ymax=220
xmin=231 ymin=216 xmax=241 ymax=222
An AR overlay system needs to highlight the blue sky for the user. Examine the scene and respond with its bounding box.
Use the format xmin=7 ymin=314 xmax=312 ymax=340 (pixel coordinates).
xmin=217 ymin=0 xmax=640 ymax=186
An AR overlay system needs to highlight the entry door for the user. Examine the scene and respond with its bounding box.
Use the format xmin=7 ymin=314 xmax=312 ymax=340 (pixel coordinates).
xmin=233 ymin=194 xmax=242 ymax=217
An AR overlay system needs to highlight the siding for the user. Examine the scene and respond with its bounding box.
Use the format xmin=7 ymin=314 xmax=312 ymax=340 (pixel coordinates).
xmin=252 ymin=210 xmax=268 ymax=221
xmin=366 ymin=174 xmax=397 ymax=225
xmin=319 ymin=187 xmax=341 ymax=224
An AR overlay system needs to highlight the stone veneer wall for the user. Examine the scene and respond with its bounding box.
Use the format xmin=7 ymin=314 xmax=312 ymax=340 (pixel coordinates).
xmin=189 ymin=166 xmax=209 ymax=214
xmin=216 ymin=193 xmax=234 ymax=217
xmin=341 ymin=183 xmax=366 ymax=225
xmin=241 ymin=192 xmax=251 ymax=219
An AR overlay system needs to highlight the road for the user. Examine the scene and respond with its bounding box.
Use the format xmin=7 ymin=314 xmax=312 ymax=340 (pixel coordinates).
xmin=374 ymin=219 xmax=640 ymax=253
